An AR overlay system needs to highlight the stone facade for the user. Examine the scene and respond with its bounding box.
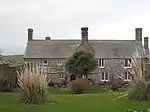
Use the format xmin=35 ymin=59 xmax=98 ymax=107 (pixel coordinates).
xmin=24 ymin=27 xmax=149 ymax=83
xmin=25 ymin=58 xmax=132 ymax=83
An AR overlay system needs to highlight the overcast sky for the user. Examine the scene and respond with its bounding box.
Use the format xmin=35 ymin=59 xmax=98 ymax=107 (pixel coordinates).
xmin=0 ymin=0 xmax=150 ymax=55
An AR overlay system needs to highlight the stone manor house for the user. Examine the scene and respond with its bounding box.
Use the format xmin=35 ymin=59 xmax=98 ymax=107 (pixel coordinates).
xmin=24 ymin=27 xmax=149 ymax=83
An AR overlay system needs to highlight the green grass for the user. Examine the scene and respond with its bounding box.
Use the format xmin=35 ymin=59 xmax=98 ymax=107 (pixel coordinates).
xmin=2 ymin=55 xmax=24 ymax=62
xmin=47 ymin=87 xmax=71 ymax=94
xmin=1 ymin=55 xmax=24 ymax=66
xmin=0 ymin=91 xmax=150 ymax=112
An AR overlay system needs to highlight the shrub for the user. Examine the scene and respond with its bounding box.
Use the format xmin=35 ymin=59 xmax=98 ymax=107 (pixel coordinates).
xmin=71 ymin=79 xmax=89 ymax=94
xmin=61 ymin=77 xmax=69 ymax=87
xmin=48 ymin=81 xmax=55 ymax=87
xmin=110 ymin=79 xmax=122 ymax=91
xmin=0 ymin=79 xmax=13 ymax=92
xmin=128 ymin=48 xmax=148 ymax=101
xmin=145 ymin=82 xmax=150 ymax=100
xmin=17 ymin=64 xmax=50 ymax=105
xmin=128 ymin=80 xmax=146 ymax=101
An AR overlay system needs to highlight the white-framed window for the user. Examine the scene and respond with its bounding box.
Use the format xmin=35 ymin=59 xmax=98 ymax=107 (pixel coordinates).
xmin=101 ymin=72 xmax=109 ymax=81
xmin=59 ymin=73 xmax=64 ymax=79
xmin=98 ymin=59 xmax=105 ymax=68
xmin=57 ymin=60 xmax=62 ymax=65
xmin=124 ymin=58 xmax=131 ymax=68
xmin=41 ymin=60 xmax=48 ymax=66
xmin=124 ymin=72 xmax=132 ymax=81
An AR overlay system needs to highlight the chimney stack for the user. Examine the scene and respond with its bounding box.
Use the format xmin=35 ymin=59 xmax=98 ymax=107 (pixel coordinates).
xmin=135 ymin=28 xmax=142 ymax=43
xmin=45 ymin=36 xmax=51 ymax=40
xmin=144 ymin=37 xmax=149 ymax=49
xmin=81 ymin=27 xmax=88 ymax=43
xmin=28 ymin=28 xmax=33 ymax=41
xmin=144 ymin=37 xmax=149 ymax=56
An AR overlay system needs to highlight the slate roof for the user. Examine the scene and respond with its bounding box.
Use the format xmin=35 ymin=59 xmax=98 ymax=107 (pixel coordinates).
xmin=24 ymin=39 xmax=142 ymax=59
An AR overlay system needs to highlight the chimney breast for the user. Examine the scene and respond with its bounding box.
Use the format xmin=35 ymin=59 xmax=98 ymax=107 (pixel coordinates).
xmin=81 ymin=27 xmax=88 ymax=43
xmin=28 ymin=28 xmax=33 ymax=41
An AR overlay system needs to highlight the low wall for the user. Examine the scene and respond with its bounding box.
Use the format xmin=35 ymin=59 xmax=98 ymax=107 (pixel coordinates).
xmin=0 ymin=63 xmax=23 ymax=88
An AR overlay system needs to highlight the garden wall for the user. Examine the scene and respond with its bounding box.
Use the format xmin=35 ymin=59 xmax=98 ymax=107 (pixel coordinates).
xmin=0 ymin=63 xmax=23 ymax=90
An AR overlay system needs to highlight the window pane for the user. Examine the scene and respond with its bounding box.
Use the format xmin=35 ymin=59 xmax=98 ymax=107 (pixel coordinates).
xmin=101 ymin=73 xmax=105 ymax=80
xmin=59 ymin=74 xmax=61 ymax=78
xmin=99 ymin=59 xmax=104 ymax=67
xmin=44 ymin=60 xmax=47 ymax=63
xmin=105 ymin=73 xmax=109 ymax=80
xmin=59 ymin=73 xmax=64 ymax=78
xmin=128 ymin=72 xmax=131 ymax=80
xmin=129 ymin=59 xmax=131 ymax=63
xmin=125 ymin=59 xmax=128 ymax=67
xmin=128 ymin=59 xmax=131 ymax=67
xmin=125 ymin=72 xmax=127 ymax=79
xmin=101 ymin=59 xmax=104 ymax=67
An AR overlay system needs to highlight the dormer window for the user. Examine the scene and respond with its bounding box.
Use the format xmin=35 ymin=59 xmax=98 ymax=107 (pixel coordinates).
xmin=124 ymin=59 xmax=131 ymax=68
xmin=98 ymin=59 xmax=105 ymax=68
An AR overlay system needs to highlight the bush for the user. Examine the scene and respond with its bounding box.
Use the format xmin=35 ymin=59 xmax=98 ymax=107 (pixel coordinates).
xmin=71 ymin=79 xmax=90 ymax=94
xmin=17 ymin=64 xmax=50 ymax=105
xmin=128 ymin=80 xmax=150 ymax=101
xmin=128 ymin=80 xmax=146 ymax=101
xmin=110 ymin=79 xmax=122 ymax=91
xmin=145 ymin=82 xmax=150 ymax=100
xmin=48 ymin=81 xmax=55 ymax=87
xmin=0 ymin=80 xmax=13 ymax=92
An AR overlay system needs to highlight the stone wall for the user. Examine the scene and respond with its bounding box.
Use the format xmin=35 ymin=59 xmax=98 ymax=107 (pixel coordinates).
xmin=0 ymin=63 xmax=23 ymax=89
xmin=25 ymin=58 xmax=67 ymax=83
xmin=25 ymin=58 xmax=129 ymax=83
xmin=89 ymin=58 xmax=129 ymax=82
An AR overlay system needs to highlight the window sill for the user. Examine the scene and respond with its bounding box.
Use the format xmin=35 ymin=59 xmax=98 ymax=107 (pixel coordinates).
xmin=124 ymin=79 xmax=131 ymax=81
xmin=59 ymin=78 xmax=64 ymax=79
xmin=101 ymin=80 xmax=109 ymax=82
xmin=57 ymin=64 xmax=63 ymax=66
xmin=124 ymin=66 xmax=131 ymax=69
xmin=99 ymin=67 xmax=105 ymax=68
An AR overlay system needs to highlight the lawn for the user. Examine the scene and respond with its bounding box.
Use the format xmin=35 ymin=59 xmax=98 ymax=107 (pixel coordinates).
xmin=0 ymin=91 xmax=150 ymax=112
